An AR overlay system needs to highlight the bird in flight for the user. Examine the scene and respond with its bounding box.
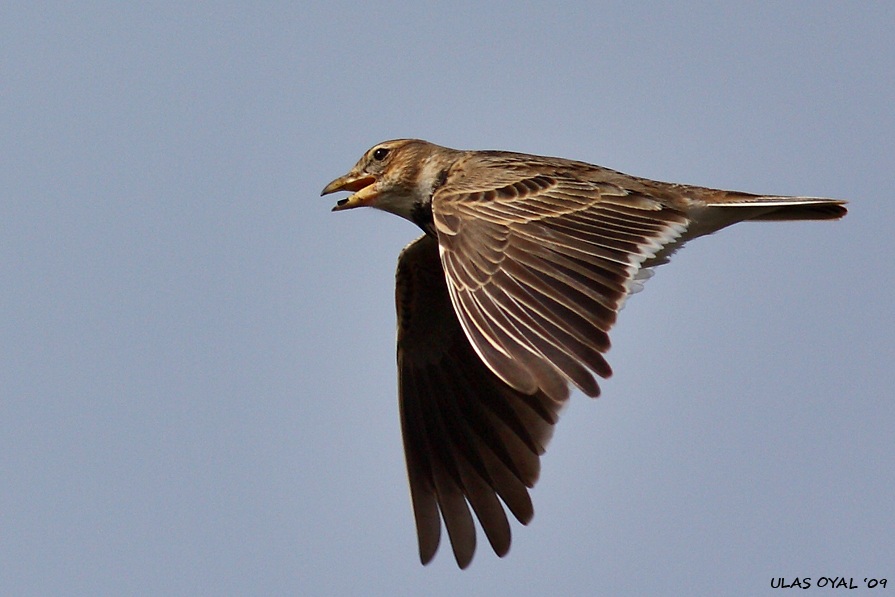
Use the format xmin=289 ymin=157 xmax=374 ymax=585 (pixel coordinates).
xmin=321 ymin=139 xmax=847 ymax=568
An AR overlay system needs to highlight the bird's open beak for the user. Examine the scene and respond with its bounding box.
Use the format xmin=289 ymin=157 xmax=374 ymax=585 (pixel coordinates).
xmin=321 ymin=173 xmax=378 ymax=212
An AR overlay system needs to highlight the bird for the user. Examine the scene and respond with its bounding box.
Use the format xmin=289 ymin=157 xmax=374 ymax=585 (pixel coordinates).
xmin=320 ymin=139 xmax=847 ymax=569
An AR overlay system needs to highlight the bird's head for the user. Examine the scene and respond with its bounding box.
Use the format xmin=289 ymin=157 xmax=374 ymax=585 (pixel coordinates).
xmin=321 ymin=139 xmax=457 ymax=220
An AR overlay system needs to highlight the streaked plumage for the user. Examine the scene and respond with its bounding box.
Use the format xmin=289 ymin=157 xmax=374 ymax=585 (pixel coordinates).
xmin=321 ymin=139 xmax=846 ymax=568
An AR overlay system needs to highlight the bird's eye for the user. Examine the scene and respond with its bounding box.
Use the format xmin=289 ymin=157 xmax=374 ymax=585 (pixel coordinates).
xmin=372 ymin=147 xmax=390 ymax=161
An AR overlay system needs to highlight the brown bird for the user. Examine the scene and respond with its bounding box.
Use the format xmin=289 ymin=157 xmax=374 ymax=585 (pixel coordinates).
xmin=321 ymin=139 xmax=847 ymax=569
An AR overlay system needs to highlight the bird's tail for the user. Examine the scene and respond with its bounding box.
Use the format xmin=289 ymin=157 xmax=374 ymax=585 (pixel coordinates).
xmin=707 ymin=194 xmax=848 ymax=222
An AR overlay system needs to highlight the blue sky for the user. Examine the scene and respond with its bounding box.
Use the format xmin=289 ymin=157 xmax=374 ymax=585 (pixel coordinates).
xmin=3 ymin=3 xmax=893 ymax=596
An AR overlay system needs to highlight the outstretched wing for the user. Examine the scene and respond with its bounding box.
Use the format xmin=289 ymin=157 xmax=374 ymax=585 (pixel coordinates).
xmin=433 ymin=160 xmax=691 ymax=401
xmin=396 ymin=235 xmax=563 ymax=568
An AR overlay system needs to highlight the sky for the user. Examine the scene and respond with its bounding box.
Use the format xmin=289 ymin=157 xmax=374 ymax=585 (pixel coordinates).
xmin=2 ymin=3 xmax=893 ymax=596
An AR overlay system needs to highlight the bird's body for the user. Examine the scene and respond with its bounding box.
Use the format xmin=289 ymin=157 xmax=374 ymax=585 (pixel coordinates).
xmin=321 ymin=139 xmax=846 ymax=568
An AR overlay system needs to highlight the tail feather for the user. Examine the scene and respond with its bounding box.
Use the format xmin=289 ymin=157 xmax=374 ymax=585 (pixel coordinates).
xmin=707 ymin=195 xmax=848 ymax=222
xmin=633 ymin=193 xmax=846 ymax=299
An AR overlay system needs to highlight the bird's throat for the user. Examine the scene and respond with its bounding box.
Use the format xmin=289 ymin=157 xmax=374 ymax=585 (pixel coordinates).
xmin=411 ymin=200 xmax=436 ymax=237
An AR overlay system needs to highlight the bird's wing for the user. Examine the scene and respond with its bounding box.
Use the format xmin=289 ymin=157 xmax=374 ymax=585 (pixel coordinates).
xmin=396 ymin=235 xmax=563 ymax=568
xmin=433 ymin=162 xmax=691 ymax=401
